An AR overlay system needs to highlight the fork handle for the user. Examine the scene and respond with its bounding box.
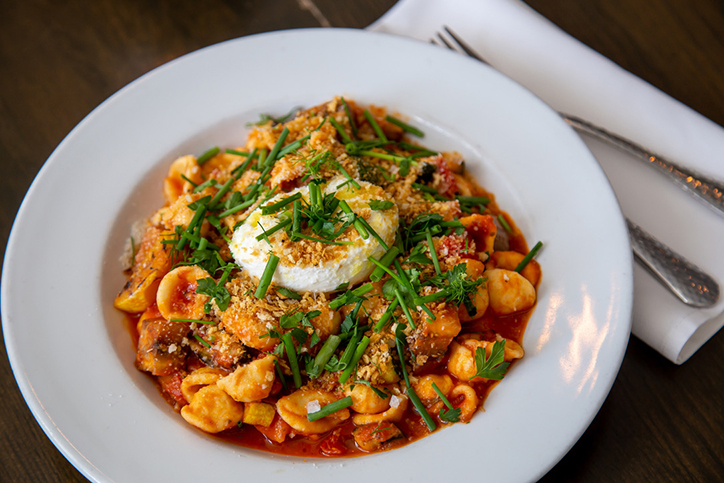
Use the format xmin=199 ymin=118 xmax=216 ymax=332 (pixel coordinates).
xmin=563 ymin=114 xmax=724 ymax=218
xmin=627 ymin=218 xmax=719 ymax=308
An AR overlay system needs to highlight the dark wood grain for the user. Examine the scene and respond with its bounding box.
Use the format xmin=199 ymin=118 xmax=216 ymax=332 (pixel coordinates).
xmin=1 ymin=0 xmax=723 ymax=481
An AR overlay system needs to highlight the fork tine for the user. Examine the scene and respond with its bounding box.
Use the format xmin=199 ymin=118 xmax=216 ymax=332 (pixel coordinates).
xmin=436 ymin=32 xmax=456 ymax=50
xmin=443 ymin=26 xmax=490 ymax=65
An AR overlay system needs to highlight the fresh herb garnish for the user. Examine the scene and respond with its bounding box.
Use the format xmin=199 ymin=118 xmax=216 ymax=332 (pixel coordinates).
xmin=471 ymin=340 xmax=510 ymax=380
xmin=432 ymin=382 xmax=461 ymax=423
xmin=196 ymin=146 xmax=220 ymax=165
xmin=385 ymin=115 xmax=424 ymax=137
xmin=515 ymin=241 xmax=543 ymax=273
xmin=276 ymin=287 xmax=302 ymax=300
xmin=307 ymin=396 xmax=353 ymax=422
xmin=368 ymin=200 xmax=394 ymax=210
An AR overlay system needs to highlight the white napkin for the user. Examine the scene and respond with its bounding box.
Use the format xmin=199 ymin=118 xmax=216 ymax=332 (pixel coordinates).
xmin=369 ymin=0 xmax=724 ymax=364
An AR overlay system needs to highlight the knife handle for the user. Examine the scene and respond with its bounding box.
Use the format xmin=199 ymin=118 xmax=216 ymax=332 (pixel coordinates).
xmin=564 ymin=114 xmax=724 ymax=219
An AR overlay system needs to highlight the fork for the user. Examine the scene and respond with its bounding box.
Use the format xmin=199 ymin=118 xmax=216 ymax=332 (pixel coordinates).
xmin=434 ymin=26 xmax=720 ymax=308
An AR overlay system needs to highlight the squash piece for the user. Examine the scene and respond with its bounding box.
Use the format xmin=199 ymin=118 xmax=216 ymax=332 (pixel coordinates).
xmin=114 ymin=226 xmax=173 ymax=313
xmin=243 ymin=402 xmax=276 ymax=427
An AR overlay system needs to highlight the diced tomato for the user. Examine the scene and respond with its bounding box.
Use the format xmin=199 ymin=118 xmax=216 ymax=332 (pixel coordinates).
xmin=460 ymin=214 xmax=497 ymax=258
xmin=157 ymin=370 xmax=188 ymax=410
xmin=432 ymin=156 xmax=459 ymax=198
xmin=319 ymin=428 xmax=347 ymax=456
xmin=255 ymin=413 xmax=292 ymax=444
xmin=437 ymin=233 xmax=477 ymax=263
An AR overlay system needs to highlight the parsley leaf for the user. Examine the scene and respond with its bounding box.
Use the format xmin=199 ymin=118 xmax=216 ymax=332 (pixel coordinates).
xmin=439 ymin=407 xmax=462 ymax=423
xmin=276 ymin=287 xmax=302 ymax=299
xmin=427 ymin=262 xmax=485 ymax=316
xmin=195 ymin=276 xmax=230 ymax=312
xmin=368 ymin=200 xmax=394 ymax=210
xmin=471 ymin=340 xmax=510 ymax=380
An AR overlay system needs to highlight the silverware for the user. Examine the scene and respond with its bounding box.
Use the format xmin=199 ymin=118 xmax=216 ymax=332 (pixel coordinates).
xmin=434 ymin=26 xmax=720 ymax=308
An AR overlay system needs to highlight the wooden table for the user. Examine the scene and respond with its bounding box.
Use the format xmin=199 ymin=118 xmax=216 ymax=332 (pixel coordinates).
xmin=1 ymin=1 xmax=722 ymax=481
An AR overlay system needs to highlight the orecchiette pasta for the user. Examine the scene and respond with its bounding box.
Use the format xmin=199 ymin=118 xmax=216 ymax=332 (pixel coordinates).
xmin=485 ymin=268 xmax=537 ymax=315
xmin=180 ymin=384 xmax=244 ymax=433
xmin=115 ymin=98 xmax=541 ymax=456
xmin=217 ymin=354 xmax=276 ymax=403
xmin=156 ymin=265 xmax=211 ymax=321
xmin=276 ymin=389 xmax=350 ymax=434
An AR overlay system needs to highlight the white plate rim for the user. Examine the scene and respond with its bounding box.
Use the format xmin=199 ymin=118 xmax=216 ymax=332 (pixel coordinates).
xmin=1 ymin=28 xmax=633 ymax=483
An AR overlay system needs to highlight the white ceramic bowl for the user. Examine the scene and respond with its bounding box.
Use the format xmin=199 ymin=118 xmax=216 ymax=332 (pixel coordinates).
xmin=1 ymin=29 xmax=632 ymax=483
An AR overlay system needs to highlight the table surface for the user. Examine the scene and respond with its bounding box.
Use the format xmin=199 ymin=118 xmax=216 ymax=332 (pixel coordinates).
xmin=1 ymin=0 xmax=723 ymax=481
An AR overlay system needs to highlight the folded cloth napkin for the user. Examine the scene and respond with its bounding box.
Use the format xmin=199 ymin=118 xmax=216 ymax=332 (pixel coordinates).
xmin=369 ymin=0 xmax=724 ymax=364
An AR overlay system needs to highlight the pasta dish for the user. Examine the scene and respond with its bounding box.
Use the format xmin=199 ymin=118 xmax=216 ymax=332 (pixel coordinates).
xmin=113 ymin=97 xmax=542 ymax=456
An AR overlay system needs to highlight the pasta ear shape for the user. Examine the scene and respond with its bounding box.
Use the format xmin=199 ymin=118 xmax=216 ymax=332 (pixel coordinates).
xmin=217 ymin=355 xmax=276 ymax=403
xmin=114 ymin=226 xmax=173 ymax=313
xmin=156 ymin=266 xmax=211 ymax=321
xmin=180 ymin=384 xmax=244 ymax=433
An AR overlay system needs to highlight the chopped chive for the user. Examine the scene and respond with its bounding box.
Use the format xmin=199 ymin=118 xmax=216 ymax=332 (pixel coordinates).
xmin=370 ymin=246 xmax=400 ymax=282
xmin=341 ymin=97 xmax=358 ymax=137
xmin=431 ymin=382 xmax=455 ymax=409
xmin=357 ymin=217 xmax=388 ymax=250
xmin=426 ymin=228 xmax=441 ymax=276
xmin=231 ymin=148 xmax=258 ymax=176
xmin=266 ymin=127 xmax=289 ymax=164
xmin=176 ymin=204 xmax=207 ymax=250
xmin=196 ymin=146 xmax=220 ymax=165
xmin=225 ymin=149 xmax=249 ymax=156
xmin=291 ymin=199 xmax=301 ymax=240
xmin=374 ymin=298 xmax=399 ymax=332
xmin=411 ymin=182 xmax=438 ymax=194
xmin=193 ymin=178 xmax=218 ymax=193
xmin=193 ymin=333 xmax=212 ymax=348
xmin=338 ymin=330 xmax=362 ymax=368
xmin=413 ymin=290 xmax=448 ymax=306
xmin=255 ymin=254 xmax=280 ymax=299
xmin=218 ymin=198 xmax=255 ymax=218
xmin=307 ymin=396 xmax=353 ymax=422
xmin=208 ymin=178 xmax=237 ymax=208
xmin=393 ymin=259 xmax=414 ymax=293
xmin=515 ymin=241 xmax=543 ymax=273
xmin=394 ymin=287 xmax=416 ymax=329
xmin=308 ymin=182 xmax=322 ymax=212
xmin=277 ymin=133 xmax=311 ymax=158
xmin=457 ymin=195 xmax=490 ymax=206
xmin=309 ymin=334 xmax=341 ymax=379
xmin=273 ymin=359 xmax=288 ymax=390
xmin=347 ymin=283 xmax=372 ymax=297
xmin=497 ymin=214 xmax=513 ymax=233
xmin=394 ymin=324 xmax=436 ymax=431
xmin=339 ymin=336 xmax=370 ymax=384
xmin=338 ymin=200 xmax=369 ymax=240
xmin=385 ymin=115 xmax=424 ymax=137
xmin=257 ymin=148 xmax=267 ymax=171
xmin=363 ymin=110 xmax=387 ymax=142
xmin=293 ymin=233 xmax=354 ymax=245
xmin=397 ymin=141 xmax=437 ymax=156
xmin=180 ymin=174 xmax=198 ymax=188
xmin=367 ymin=256 xmax=405 ymax=287
xmin=170 ymin=317 xmax=217 ymax=325
xmin=329 ymin=117 xmax=352 ymax=144
xmin=261 ymin=192 xmax=302 ymax=215
xmin=281 ymin=332 xmax=302 ymax=388
xmin=356 ymin=150 xmax=408 ymax=164
xmin=255 ymin=218 xmax=291 ymax=241
xmin=338 ymin=165 xmax=361 ymax=189
xmin=409 ymin=225 xmax=442 ymax=244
